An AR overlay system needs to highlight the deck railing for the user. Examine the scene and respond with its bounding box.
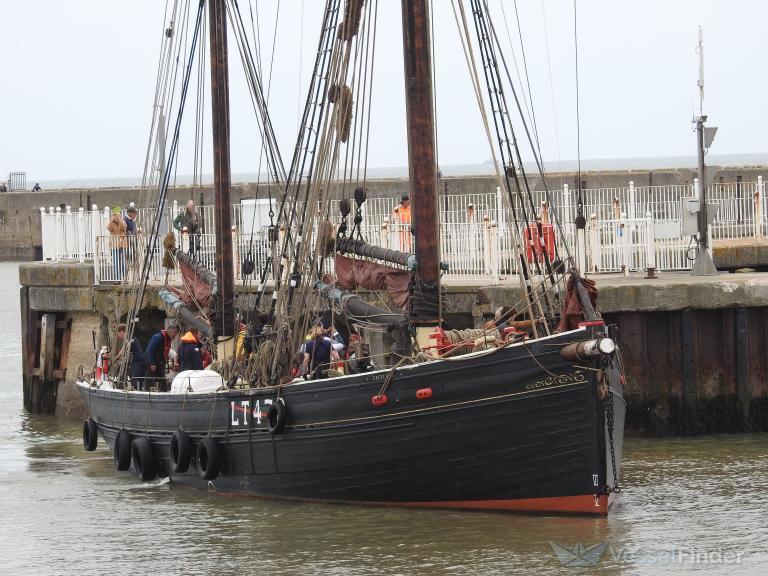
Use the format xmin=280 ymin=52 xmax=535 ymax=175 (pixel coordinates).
xmin=40 ymin=177 xmax=768 ymax=284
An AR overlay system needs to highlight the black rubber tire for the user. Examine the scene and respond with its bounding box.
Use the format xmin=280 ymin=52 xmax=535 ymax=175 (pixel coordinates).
xmin=114 ymin=429 xmax=132 ymax=471
xmin=131 ymin=437 xmax=156 ymax=481
xmin=266 ymin=398 xmax=287 ymax=434
xmin=82 ymin=418 xmax=98 ymax=451
xmin=169 ymin=430 xmax=192 ymax=474
xmin=196 ymin=437 xmax=221 ymax=481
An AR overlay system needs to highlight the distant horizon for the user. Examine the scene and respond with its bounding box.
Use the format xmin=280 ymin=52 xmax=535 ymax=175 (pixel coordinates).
xmin=13 ymin=151 xmax=768 ymax=190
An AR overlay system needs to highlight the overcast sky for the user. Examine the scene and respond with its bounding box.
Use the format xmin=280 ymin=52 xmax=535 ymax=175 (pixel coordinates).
xmin=1 ymin=0 xmax=767 ymax=183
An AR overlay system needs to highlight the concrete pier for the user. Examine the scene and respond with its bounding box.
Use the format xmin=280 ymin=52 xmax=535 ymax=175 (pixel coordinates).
xmin=18 ymin=261 xmax=768 ymax=434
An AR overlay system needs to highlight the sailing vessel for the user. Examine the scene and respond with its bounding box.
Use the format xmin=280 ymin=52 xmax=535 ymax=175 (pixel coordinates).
xmin=77 ymin=0 xmax=625 ymax=515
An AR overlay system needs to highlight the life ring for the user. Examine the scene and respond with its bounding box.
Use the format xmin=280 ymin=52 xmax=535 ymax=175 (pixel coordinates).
xmin=197 ymin=437 xmax=221 ymax=480
xmin=114 ymin=429 xmax=132 ymax=471
xmin=170 ymin=430 xmax=192 ymax=474
xmin=266 ymin=398 xmax=287 ymax=434
xmin=131 ymin=437 xmax=156 ymax=481
xmin=82 ymin=418 xmax=98 ymax=451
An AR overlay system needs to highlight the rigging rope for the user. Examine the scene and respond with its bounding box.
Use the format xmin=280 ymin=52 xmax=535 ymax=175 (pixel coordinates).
xmin=119 ymin=0 xmax=206 ymax=383
xmin=573 ymin=0 xmax=585 ymax=225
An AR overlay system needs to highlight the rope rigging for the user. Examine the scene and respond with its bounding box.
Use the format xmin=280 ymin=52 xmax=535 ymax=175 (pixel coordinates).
xmin=114 ymin=0 xmax=597 ymax=390
xmin=119 ymin=0 xmax=207 ymax=384
xmin=465 ymin=0 xmax=554 ymax=332
xmin=572 ymin=0 xmax=585 ymax=229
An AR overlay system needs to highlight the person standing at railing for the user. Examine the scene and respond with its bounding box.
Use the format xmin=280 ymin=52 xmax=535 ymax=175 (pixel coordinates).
xmin=106 ymin=208 xmax=127 ymax=280
xmin=392 ymin=195 xmax=411 ymax=252
xmin=173 ymin=199 xmax=201 ymax=256
xmin=124 ymin=207 xmax=139 ymax=276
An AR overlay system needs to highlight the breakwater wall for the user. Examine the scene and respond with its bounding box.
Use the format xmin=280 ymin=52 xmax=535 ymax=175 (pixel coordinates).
xmin=3 ymin=165 xmax=767 ymax=260
xmin=18 ymin=261 xmax=768 ymax=436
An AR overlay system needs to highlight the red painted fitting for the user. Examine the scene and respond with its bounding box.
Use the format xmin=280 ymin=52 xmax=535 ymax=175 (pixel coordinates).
xmin=416 ymin=388 xmax=433 ymax=400
xmin=371 ymin=394 xmax=388 ymax=407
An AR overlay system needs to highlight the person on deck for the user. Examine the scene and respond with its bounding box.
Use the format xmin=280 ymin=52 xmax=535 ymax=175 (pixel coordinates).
xmin=106 ymin=208 xmax=127 ymax=280
xmin=487 ymin=306 xmax=543 ymax=334
xmin=173 ymin=199 xmax=201 ymax=255
xmin=302 ymin=322 xmax=338 ymax=379
xmin=326 ymin=325 xmax=346 ymax=357
xmin=115 ymin=323 xmax=148 ymax=390
xmin=178 ymin=329 xmax=205 ymax=371
xmin=145 ymin=324 xmax=178 ymax=390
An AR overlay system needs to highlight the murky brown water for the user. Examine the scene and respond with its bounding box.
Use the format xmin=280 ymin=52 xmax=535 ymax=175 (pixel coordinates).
xmin=1 ymin=262 xmax=767 ymax=575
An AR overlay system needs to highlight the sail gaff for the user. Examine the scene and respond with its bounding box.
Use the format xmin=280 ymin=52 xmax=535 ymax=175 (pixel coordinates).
xmin=314 ymin=281 xmax=405 ymax=327
xmin=335 ymin=236 xmax=417 ymax=270
xmin=158 ymin=289 xmax=212 ymax=338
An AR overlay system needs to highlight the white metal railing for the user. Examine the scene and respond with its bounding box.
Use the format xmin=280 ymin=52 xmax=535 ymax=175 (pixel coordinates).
xmin=39 ymin=178 xmax=768 ymax=282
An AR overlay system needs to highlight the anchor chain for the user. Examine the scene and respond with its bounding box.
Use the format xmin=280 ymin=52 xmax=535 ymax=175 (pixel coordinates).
xmin=602 ymin=376 xmax=622 ymax=494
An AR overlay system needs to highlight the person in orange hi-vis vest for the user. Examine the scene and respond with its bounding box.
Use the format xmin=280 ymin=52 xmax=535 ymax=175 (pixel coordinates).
xmin=393 ymin=195 xmax=411 ymax=252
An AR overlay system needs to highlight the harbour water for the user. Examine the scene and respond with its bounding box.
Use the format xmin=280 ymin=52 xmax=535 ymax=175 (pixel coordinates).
xmin=1 ymin=261 xmax=766 ymax=575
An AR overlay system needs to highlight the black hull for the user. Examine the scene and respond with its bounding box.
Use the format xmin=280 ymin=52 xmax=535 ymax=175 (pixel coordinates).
xmin=78 ymin=328 xmax=625 ymax=515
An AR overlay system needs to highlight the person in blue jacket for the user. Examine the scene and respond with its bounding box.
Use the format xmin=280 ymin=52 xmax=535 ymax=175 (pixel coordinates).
xmin=145 ymin=324 xmax=179 ymax=390
xmin=116 ymin=323 xmax=148 ymax=390
xmin=178 ymin=329 xmax=205 ymax=371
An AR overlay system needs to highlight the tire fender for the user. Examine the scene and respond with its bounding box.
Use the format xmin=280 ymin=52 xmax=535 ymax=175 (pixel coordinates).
xmin=266 ymin=398 xmax=287 ymax=434
xmin=114 ymin=429 xmax=132 ymax=471
xmin=196 ymin=436 xmax=221 ymax=480
xmin=170 ymin=430 xmax=192 ymax=474
xmin=131 ymin=437 xmax=156 ymax=481
xmin=83 ymin=418 xmax=98 ymax=451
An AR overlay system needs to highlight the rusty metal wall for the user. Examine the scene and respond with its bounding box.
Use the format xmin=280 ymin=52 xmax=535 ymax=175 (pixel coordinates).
xmin=605 ymin=308 xmax=768 ymax=435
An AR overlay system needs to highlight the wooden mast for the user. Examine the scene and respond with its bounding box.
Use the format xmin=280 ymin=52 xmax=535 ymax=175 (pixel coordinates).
xmin=209 ymin=0 xmax=235 ymax=339
xmin=401 ymin=0 xmax=441 ymax=331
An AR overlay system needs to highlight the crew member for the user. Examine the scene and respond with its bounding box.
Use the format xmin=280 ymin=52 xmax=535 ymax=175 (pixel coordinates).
xmin=178 ymin=329 xmax=205 ymax=371
xmin=145 ymin=324 xmax=179 ymax=390
xmin=486 ymin=306 xmax=542 ymax=334
xmin=302 ymin=322 xmax=338 ymax=379
xmin=115 ymin=323 xmax=148 ymax=390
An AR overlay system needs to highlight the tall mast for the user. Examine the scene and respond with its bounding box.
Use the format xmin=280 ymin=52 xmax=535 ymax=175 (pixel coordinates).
xmin=401 ymin=0 xmax=441 ymax=332
xmin=209 ymin=0 xmax=235 ymax=337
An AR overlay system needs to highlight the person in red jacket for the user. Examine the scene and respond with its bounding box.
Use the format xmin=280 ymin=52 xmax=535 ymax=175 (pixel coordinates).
xmin=145 ymin=325 xmax=179 ymax=390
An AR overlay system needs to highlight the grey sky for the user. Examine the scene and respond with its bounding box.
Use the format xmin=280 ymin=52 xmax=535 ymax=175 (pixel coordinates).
xmin=1 ymin=0 xmax=767 ymax=183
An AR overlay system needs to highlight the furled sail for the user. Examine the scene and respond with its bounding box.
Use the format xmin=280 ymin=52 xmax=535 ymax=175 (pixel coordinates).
xmin=166 ymin=249 xmax=217 ymax=309
xmin=333 ymin=255 xmax=411 ymax=309
xmin=335 ymin=236 xmax=416 ymax=270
